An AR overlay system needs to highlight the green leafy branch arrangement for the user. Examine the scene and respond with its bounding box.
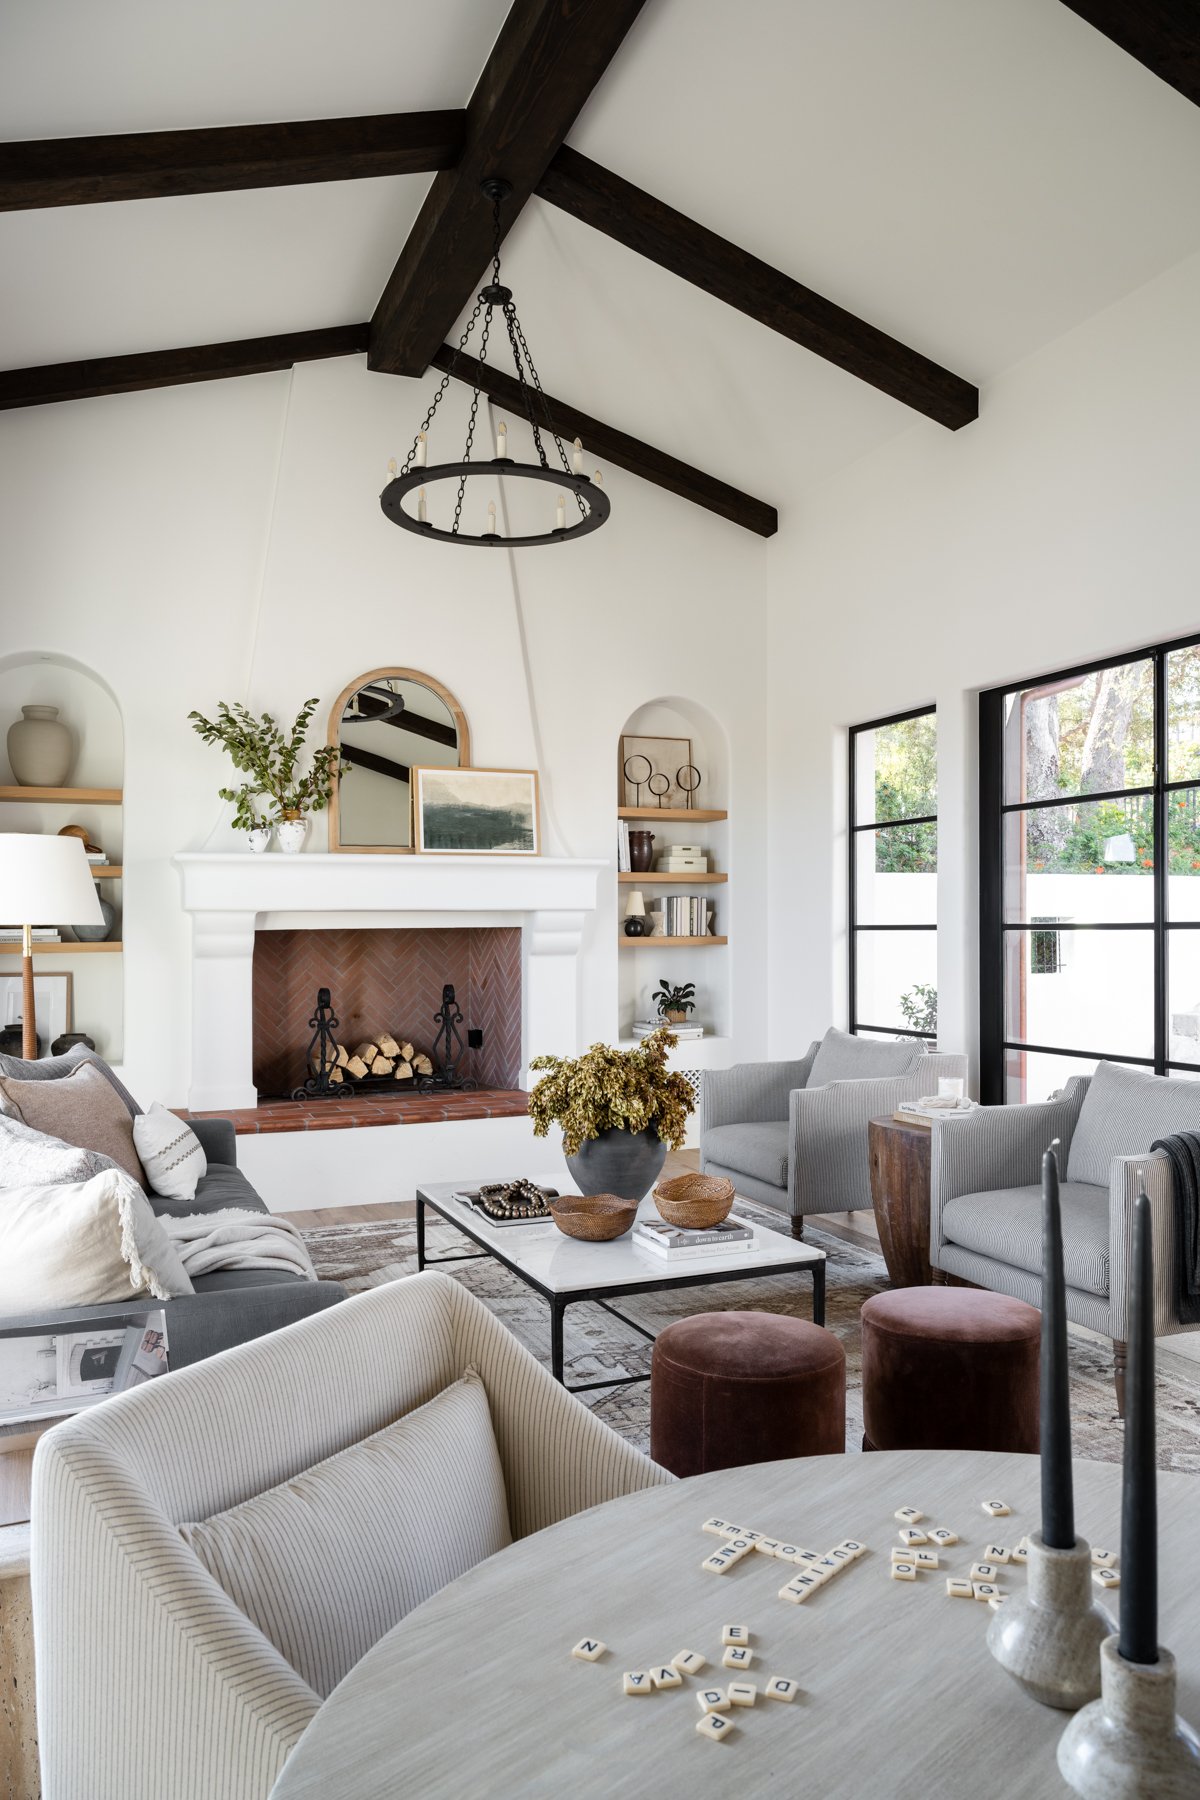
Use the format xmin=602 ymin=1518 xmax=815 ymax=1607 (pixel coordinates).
xmin=188 ymin=698 xmax=343 ymax=831
xmin=528 ymin=1026 xmax=694 ymax=1157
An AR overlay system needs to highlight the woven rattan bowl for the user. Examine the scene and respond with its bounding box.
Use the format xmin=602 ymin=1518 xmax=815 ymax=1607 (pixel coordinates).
xmin=653 ymin=1172 xmax=735 ymax=1230
xmin=548 ymin=1194 xmax=639 ymax=1242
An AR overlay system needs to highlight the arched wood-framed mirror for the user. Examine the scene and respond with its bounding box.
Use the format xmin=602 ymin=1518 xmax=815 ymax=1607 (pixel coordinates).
xmin=327 ymin=667 xmax=471 ymax=852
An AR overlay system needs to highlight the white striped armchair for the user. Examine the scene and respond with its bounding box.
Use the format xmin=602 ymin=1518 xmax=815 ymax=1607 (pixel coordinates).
xmin=700 ymin=1027 xmax=968 ymax=1237
xmin=930 ymin=1061 xmax=1200 ymax=1410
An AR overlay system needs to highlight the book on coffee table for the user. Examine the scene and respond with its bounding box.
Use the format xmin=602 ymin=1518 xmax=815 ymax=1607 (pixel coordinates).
xmin=633 ymin=1217 xmax=755 ymax=1259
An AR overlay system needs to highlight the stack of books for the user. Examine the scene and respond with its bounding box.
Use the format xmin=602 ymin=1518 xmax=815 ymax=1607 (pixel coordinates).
xmin=893 ymin=1096 xmax=979 ymax=1128
xmin=661 ymin=895 xmax=712 ymax=937
xmin=86 ymin=850 xmax=109 ymax=867
xmin=0 ymin=926 xmax=62 ymax=943
xmin=616 ymin=820 xmax=632 ymax=872
xmin=632 ymin=1018 xmax=704 ymax=1040
xmin=633 ymin=1216 xmax=755 ymax=1259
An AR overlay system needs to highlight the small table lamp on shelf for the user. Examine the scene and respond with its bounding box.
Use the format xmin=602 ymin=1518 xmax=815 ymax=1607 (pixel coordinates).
xmin=623 ymin=890 xmax=648 ymax=937
xmin=0 ymin=834 xmax=104 ymax=1058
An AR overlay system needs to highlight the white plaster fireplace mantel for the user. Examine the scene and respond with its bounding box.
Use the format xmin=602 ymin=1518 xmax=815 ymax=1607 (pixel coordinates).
xmin=174 ymin=853 xmax=606 ymax=1111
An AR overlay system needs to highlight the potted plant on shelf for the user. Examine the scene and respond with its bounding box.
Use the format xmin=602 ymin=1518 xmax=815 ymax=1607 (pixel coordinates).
xmin=188 ymin=697 xmax=343 ymax=853
xmin=528 ymin=1027 xmax=694 ymax=1202
xmin=652 ymin=979 xmax=696 ymax=1025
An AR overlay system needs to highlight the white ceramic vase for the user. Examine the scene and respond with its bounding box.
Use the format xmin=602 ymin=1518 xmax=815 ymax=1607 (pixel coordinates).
xmin=275 ymin=814 xmax=308 ymax=855
xmin=7 ymin=704 xmax=73 ymax=787
xmin=246 ymin=824 xmax=273 ymax=854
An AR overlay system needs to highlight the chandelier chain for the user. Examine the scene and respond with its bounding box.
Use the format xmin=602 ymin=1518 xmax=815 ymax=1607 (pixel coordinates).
xmin=453 ymin=306 xmax=492 ymax=535
xmin=401 ymin=297 xmax=484 ymax=478
xmin=508 ymin=311 xmax=586 ymax=518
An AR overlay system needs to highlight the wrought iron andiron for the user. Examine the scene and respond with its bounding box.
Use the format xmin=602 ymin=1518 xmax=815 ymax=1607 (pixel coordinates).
xmin=425 ymin=984 xmax=476 ymax=1091
xmin=293 ymin=987 xmax=343 ymax=1099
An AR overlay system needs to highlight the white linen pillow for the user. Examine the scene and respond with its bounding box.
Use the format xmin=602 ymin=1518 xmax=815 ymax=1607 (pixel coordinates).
xmin=0 ymin=1167 xmax=194 ymax=1310
xmin=133 ymin=1102 xmax=207 ymax=1201
xmin=180 ymin=1368 xmax=512 ymax=1697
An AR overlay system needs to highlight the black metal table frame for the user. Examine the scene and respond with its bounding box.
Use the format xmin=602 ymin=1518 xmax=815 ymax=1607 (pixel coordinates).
xmin=416 ymin=1191 xmax=827 ymax=1395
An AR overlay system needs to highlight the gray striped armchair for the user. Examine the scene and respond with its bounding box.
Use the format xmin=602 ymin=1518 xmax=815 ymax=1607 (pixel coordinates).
xmin=700 ymin=1028 xmax=968 ymax=1236
xmin=930 ymin=1061 xmax=1200 ymax=1410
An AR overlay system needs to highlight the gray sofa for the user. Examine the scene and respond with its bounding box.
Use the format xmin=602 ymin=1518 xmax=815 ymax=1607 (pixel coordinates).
xmin=701 ymin=1026 xmax=968 ymax=1235
xmin=0 ymin=1051 xmax=344 ymax=1367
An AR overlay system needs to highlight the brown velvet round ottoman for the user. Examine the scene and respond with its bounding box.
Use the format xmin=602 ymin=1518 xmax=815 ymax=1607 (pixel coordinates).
xmin=860 ymin=1288 xmax=1040 ymax=1454
xmin=650 ymin=1311 xmax=846 ymax=1477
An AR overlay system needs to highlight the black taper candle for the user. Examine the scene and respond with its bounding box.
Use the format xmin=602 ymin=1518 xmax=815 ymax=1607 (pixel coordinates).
xmin=1041 ymin=1141 xmax=1075 ymax=1549
xmin=1119 ymin=1190 xmax=1158 ymax=1665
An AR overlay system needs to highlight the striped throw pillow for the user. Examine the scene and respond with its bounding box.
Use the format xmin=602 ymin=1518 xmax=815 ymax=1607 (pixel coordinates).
xmin=132 ymin=1102 xmax=206 ymax=1201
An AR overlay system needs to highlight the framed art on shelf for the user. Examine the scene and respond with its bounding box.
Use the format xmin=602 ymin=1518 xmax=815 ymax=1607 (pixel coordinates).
xmin=413 ymin=767 xmax=540 ymax=856
xmin=619 ymin=735 xmax=696 ymax=809
xmin=0 ymin=971 xmax=72 ymax=1057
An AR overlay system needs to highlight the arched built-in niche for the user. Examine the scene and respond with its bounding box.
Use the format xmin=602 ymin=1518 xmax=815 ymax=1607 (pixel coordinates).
xmin=617 ymin=697 xmax=732 ymax=1130
xmin=0 ymin=652 xmax=125 ymax=1062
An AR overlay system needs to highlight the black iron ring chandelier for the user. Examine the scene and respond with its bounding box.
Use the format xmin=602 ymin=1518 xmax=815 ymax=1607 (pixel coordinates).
xmin=380 ymin=178 xmax=610 ymax=549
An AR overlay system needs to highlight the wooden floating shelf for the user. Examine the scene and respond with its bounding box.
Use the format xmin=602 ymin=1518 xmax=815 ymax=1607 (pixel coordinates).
xmin=93 ymin=867 xmax=123 ymax=879
xmin=617 ymin=806 xmax=726 ymax=822
xmin=0 ymin=785 xmax=123 ymax=805
xmin=618 ymin=872 xmax=726 ymax=885
xmin=619 ymin=935 xmax=728 ymax=948
xmin=0 ymin=941 xmax=123 ymax=955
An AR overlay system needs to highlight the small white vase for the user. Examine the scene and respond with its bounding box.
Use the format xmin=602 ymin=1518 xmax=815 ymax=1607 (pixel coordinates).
xmin=275 ymin=814 xmax=308 ymax=855
xmin=246 ymin=825 xmax=273 ymax=854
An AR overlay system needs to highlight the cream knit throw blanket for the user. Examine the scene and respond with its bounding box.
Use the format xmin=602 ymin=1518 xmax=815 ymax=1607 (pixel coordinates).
xmin=161 ymin=1208 xmax=317 ymax=1282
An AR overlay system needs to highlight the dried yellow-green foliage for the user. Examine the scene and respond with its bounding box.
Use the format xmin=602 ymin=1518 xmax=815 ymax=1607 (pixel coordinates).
xmin=528 ymin=1027 xmax=694 ymax=1157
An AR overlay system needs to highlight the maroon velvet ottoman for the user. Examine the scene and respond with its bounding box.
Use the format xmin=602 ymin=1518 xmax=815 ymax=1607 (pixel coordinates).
xmin=650 ymin=1311 xmax=846 ymax=1478
xmin=860 ymin=1288 xmax=1040 ymax=1454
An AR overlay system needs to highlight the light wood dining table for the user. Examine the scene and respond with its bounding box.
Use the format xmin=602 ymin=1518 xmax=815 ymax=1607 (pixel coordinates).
xmin=270 ymin=1448 xmax=1200 ymax=1800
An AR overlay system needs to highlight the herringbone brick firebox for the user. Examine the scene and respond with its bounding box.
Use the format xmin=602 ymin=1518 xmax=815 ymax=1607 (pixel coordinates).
xmin=252 ymin=926 xmax=522 ymax=1099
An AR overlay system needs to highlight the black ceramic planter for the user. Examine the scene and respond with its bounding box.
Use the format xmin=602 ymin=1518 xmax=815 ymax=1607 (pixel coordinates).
xmin=566 ymin=1126 xmax=667 ymax=1203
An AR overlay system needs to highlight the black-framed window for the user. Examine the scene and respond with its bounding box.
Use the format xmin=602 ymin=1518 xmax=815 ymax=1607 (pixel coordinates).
xmin=848 ymin=707 xmax=937 ymax=1043
xmin=979 ymin=633 xmax=1200 ymax=1104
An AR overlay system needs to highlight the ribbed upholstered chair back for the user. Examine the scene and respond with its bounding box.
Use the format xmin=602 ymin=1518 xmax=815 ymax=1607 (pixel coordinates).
xmin=32 ymin=1271 xmax=668 ymax=1800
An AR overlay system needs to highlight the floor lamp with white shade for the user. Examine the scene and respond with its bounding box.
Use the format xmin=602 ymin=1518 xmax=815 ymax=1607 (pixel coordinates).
xmin=0 ymin=834 xmax=104 ymax=1059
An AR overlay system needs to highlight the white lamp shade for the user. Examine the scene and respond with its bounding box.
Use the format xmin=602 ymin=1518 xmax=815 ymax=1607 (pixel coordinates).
xmin=624 ymin=889 xmax=646 ymax=917
xmin=0 ymin=834 xmax=105 ymax=926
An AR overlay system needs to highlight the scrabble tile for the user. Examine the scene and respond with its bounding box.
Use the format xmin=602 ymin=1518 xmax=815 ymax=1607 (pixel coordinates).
xmin=972 ymin=1582 xmax=1002 ymax=1603
xmin=702 ymin=1552 xmax=737 ymax=1574
xmin=776 ymin=1543 xmax=801 ymax=1560
xmin=778 ymin=1577 xmax=818 ymax=1604
xmin=651 ymin=1665 xmax=682 ymax=1689
xmin=702 ymin=1517 xmax=733 ymax=1536
xmin=672 ymin=1650 xmax=707 ymax=1675
xmin=981 ymin=1500 xmax=1011 ymax=1518
xmin=623 ymin=1672 xmax=653 ymax=1695
xmin=571 ymin=1638 xmax=606 ymax=1662
xmin=969 ymin=1563 xmax=1000 ymax=1583
xmin=718 ymin=1524 xmax=746 ymax=1539
xmin=835 ymin=1539 xmax=867 ymax=1560
xmin=723 ymin=1646 xmax=754 ymax=1670
xmin=891 ymin=1561 xmax=917 ymax=1581
xmin=895 ymin=1507 xmax=925 ymax=1525
xmin=697 ymin=1687 xmax=731 ymax=1714
xmin=983 ymin=1545 xmax=1011 ymax=1564
xmin=765 ymin=1676 xmax=799 ymax=1703
xmin=756 ymin=1537 xmax=783 ymax=1556
xmin=826 ymin=1547 xmax=854 ymax=1566
xmin=813 ymin=1557 xmax=841 ymax=1579
xmin=725 ymin=1538 xmax=756 ymax=1557
xmin=899 ymin=1527 xmax=928 ymax=1548
xmin=928 ymin=1528 xmax=959 ymax=1547
xmin=946 ymin=1579 xmax=975 ymax=1599
xmin=1010 ymin=1541 xmax=1029 ymax=1565
xmin=1091 ymin=1548 xmax=1118 ymax=1569
xmin=722 ymin=1625 xmax=751 ymax=1646
xmin=727 ymin=1682 xmax=757 ymax=1708
xmin=789 ymin=1549 xmax=822 ymax=1568
xmin=1093 ymin=1567 xmax=1121 ymax=1591
xmin=738 ymin=1531 xmax=763 ymax=1544
xmin=913 ymin=1549 xmax=939 ymax=1571
xmin=988 ymin=1593 xmax=1009 ymax=1612
xmin=695 ymin=1712 xmax=735 ymax=1742
xmin=891 ymin=1547 xmax=915 ymax=1564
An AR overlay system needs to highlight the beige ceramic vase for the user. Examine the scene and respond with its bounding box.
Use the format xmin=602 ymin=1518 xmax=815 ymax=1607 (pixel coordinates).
xmin=7 ymin=704 xmax=73 ymax=787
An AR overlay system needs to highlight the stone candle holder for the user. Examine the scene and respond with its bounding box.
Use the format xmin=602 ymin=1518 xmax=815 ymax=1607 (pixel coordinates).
xmin=1057 ymin=1636 xmax=1200 ymax=1798
xmin=986 ymin=1531 xmax=1113 ymax=1711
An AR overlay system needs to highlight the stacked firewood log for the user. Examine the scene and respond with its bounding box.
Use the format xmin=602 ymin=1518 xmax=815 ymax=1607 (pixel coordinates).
xmin=323 ymin=1033 xmax=435 ymax=1085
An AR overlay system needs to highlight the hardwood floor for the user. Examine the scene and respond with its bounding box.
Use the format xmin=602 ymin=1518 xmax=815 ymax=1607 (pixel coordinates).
xmin=280 ymin=1143 xmax=884 ymax=1254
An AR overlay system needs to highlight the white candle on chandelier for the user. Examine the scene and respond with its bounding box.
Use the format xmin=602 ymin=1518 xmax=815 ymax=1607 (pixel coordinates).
xmin=415 ymin=431 xmax=427 ymax=467
xmin=555 ymin=494 xmax=566 ymax=530
xmin=593 ymin=468 xmax=604 ymax=488
xmin=571 ymin=437 xmax=584 ymax=474
xmin=417 ymin=487 xmax=428 ymax=523
xmin=487 ymin=500 xmax=498 ymax=536
xmin=496 ymin=420 xmax=508 ymax=460
xmin=386 ymin=457 xmax=397 ymax=484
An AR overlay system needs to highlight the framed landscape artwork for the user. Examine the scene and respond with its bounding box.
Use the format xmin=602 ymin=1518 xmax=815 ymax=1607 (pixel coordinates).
xmin=413 ymin=767 xmax=540 ymax=856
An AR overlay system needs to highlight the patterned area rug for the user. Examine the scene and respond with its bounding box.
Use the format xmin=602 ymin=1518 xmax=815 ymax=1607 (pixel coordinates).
xmin=299 ymin=1203 xmax=1200 ymax=1473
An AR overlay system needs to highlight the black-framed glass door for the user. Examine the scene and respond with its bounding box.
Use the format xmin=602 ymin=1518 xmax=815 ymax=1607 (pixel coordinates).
xmin=979 ymin=634 xmax=1200 ymax=1103
xmin=848 ymin=707 xmax=937 ymax=1042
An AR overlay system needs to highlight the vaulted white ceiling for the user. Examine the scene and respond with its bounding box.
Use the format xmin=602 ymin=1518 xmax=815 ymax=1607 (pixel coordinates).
xmin=3 ymin=0 xmax=1199 ymax=508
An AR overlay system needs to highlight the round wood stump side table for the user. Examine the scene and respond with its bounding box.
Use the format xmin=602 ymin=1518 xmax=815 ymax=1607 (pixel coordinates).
xmin=868 ymin=1115 xmax=932 ymax=1287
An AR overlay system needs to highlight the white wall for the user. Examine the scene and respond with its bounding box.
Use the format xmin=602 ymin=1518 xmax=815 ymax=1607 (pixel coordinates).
xmin=0 ymin=354 xmax=768 ymax=1115
xmin=765 ymin=250 xmax=1200 ymax=1085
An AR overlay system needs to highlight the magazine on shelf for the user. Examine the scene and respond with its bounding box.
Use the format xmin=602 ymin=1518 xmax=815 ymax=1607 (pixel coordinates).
xmin=0 ymin=1309 xmax=169 ymax=1426
xmin=634 ymin=1217 xmax=755 ymax=1259
xmin=632 ymin=1020 xmax=704 ymax=1040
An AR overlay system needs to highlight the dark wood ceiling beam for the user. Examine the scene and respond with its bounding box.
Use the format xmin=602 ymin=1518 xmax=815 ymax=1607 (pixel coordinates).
xmin=369 ymin=0 xmax=648 ymax=377
xmin=536 ymin=146 xmax=978 ymax=432
xmin=0 ymin=325 xmax=369 ymax=410
xmin=1059 ymin=1 xmax=1200 ymax=108
xmin=0 ymin=112 xmax=465 ymax=210
xmin=431 ymin=345 xmax=777 ymax=537
xmin=339 ymin=744 xmax=411 ymax=784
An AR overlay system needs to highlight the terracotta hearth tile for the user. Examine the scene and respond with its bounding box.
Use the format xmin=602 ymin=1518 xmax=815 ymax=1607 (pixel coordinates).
xmin=187 ymin=1088 xmax=530 ymax=1136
